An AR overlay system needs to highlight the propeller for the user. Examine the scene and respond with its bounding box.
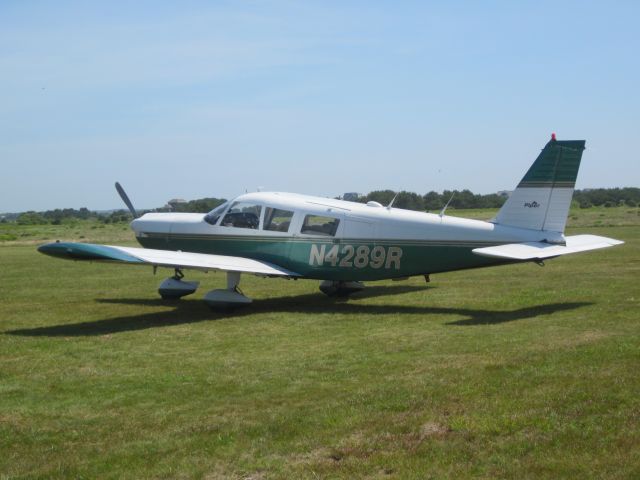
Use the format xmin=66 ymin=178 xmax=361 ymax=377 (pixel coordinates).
xmin=115 ymin=182 xmax=139 ymax=219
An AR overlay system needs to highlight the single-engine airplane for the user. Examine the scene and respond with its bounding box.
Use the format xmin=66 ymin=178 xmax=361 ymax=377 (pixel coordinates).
xmin=39 ymin=135 xmax=623 ymax=309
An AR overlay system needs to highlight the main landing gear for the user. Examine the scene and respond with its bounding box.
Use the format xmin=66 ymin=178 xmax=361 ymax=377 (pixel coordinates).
xmin=157 ymin=270 xmax=251 ymax=310
xmin=158 ymin=272 xmax=369 ymax=308
xmin=203 ymin=271 xmax=252 ymax=310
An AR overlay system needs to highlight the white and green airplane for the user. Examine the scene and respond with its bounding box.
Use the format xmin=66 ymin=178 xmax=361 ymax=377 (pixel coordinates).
xmin=39 ymin=135 xmax=623 ymax=309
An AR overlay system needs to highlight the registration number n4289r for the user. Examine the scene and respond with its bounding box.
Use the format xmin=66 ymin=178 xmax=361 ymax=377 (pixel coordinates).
xmin=309 ymin=244 xmax=402 ymax=269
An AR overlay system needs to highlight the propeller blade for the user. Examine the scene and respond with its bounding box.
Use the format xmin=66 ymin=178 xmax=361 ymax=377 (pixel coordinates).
xmin=115 ymin=182 xmax=138 ymax=219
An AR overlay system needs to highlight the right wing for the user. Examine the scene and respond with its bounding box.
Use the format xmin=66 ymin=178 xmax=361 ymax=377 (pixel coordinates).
xmin=38 ymin=242 xmax=300 ymax=277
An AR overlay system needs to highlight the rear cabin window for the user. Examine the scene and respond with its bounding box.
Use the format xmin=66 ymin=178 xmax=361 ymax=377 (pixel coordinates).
xmin=301 ymin=215 xmax=340 ymax=236
xmin=221 ymin=202 xmax=262 ymax=229
xmin=263 ymin=207 xmax=294 ymax=232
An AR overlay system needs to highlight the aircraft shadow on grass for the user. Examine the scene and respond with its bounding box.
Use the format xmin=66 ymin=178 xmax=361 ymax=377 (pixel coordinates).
xmin=6 ymin=285 xmax=593 ymax=337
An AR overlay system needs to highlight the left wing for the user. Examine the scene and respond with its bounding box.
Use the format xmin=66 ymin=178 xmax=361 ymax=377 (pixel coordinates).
xmin=472 ymin=234 xmax=623 ymax=261
xmin=38 ymin=242 xmax=300 ymax=277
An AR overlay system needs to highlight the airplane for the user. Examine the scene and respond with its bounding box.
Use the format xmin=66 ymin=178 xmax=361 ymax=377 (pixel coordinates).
xmin=38 ymin=135 xmax=623 ymax=309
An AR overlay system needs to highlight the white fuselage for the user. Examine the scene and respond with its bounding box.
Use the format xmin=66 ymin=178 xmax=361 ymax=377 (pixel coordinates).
xmin=132 ymin=191 xmax=563 ymax=245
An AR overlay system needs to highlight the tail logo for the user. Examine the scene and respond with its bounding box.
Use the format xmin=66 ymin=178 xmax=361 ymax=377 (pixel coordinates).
xmin=524 ymin=201 xmax=540 ymax=208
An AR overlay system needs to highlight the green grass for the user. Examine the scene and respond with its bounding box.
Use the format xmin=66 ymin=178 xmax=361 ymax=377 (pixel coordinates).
xmin=444 ymin=204 xmax=640 ymax=228
xmin=1 ymin=207 xmax=639 ymax=479
xmin=0 ymin=221 xmax=135 ymax=246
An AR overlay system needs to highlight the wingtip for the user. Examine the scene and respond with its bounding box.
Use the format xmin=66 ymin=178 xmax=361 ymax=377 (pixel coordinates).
xmin=37 ymin=241 xmax=67 ymax=257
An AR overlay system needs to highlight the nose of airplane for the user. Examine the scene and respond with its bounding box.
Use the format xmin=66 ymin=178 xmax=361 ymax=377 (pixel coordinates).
xmin=130 ymin=217 xmax=142 ymax=233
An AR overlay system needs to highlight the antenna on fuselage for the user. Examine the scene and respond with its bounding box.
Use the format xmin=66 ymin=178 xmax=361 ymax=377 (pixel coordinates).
xmin=386 ymin=192 xmax=399 ymax=210
xmin=439 ymin=191 xmax=455 ymax=217
xmin=115 ymin=182 xmax=139 ymax=219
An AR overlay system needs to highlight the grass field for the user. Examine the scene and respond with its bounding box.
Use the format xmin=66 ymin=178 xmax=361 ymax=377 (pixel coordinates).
xmin=1 ymin=207 xmax=639 ymax=479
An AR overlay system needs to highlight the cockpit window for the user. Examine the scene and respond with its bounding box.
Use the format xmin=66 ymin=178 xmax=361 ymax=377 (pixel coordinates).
xmin=301 ymin=215 xmax=340 ymax=236
xmin=221 ymin=202 xmax=262 ymax=229
xmin=263 ymin=207 xmax=294 ymax=232
xmin=204 ymin=202 xmax=229 ymax=225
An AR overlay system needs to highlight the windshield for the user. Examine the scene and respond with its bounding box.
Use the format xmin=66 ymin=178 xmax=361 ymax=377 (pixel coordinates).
xmin=204 ymin=202 xmax=229 ymax=225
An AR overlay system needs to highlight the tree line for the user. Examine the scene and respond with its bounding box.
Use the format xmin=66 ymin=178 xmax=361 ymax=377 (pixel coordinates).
xmin=3 ymin=188 xmax=637 ymax=225
xmin=6 ymin=208 xmax=133 ymax=225
xmin=572 ymin=188 xmax=640 ymax=209
xmin=353 ymin=189 xmax=509 ymax=211
xmin=351 ymin=187 xmax=639 ymax=211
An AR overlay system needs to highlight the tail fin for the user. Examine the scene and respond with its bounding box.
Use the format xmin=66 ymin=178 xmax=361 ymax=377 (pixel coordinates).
xmin=493 ymin=135 xmax=585 ymax=233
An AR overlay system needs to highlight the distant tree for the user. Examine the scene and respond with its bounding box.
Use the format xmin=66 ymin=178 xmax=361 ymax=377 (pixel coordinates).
xmin=479 ymin=193 xmax=507 ymax=208
xmin=394 ymin=191 xmax=425 ymax=210
xmin=17 ymin=211 xmax=48 ymax=225
xmin=101 ymin=210 xmax=132 ymax=224
xmin=450 ymin=189 xmax=476 ymax=209
xmin=365 ymin=190 xmax=397 ymax=206
xmin=573 ymin=187 xmax=640 ymax=207
xmin=78 ymin=207 xmax=91 ymax=219
xmin=173 ymin=197 xmax=227 ymax=213
xmin=423 ymin=191 xmax=443 ymax=210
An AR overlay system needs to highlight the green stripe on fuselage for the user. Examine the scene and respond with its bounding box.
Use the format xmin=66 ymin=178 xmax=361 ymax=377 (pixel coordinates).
xmin=136 ymin=234 xmax=508 ymax=281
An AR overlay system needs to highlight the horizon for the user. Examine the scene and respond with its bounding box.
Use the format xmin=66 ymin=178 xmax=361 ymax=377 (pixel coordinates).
xmin=2 ymin=185 xmax=638 ymax=216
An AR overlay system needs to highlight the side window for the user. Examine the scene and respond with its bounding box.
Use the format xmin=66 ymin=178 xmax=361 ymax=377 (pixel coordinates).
xmin=263 ymin=207 xmax=294 ymax=232
xmin=301 ymin=215 xmax=340 ymax=236
xmin=221 ymin=202 xmax=262 ymax=229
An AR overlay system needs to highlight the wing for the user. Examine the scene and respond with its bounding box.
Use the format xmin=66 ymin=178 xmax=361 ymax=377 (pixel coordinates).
xmin=38 ymin=242 xmax=300 ymax=277
xmin=472 ymin=234 xmax=624 ymax=261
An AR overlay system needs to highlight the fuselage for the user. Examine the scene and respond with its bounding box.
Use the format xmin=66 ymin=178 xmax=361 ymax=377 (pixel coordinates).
xmin=131 ymin=192 xmax=562 ymax=281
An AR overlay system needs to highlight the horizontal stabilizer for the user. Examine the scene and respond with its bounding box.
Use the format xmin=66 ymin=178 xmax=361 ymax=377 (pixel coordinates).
xmin=38 ymin=242 xmax=300 ymax=277
xmin=472 ymin=235 xmax=623 ymax=261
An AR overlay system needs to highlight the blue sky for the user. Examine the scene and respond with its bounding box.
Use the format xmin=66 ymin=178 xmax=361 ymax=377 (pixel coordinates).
xmin=1 ymin=1 xmax=639 ymax=211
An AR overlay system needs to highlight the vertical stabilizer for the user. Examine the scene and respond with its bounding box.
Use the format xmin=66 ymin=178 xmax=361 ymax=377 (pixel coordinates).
xmin=493 ymin=136 xmax=585 ymax=233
